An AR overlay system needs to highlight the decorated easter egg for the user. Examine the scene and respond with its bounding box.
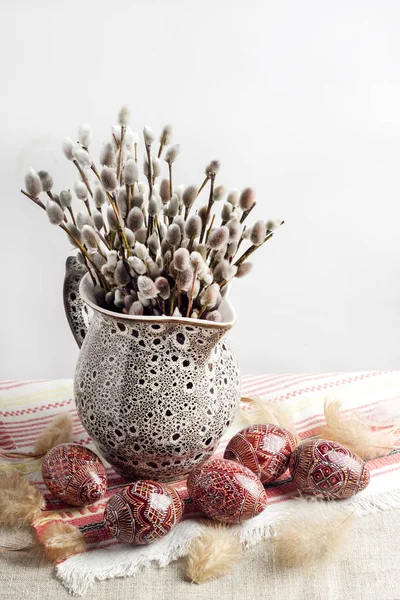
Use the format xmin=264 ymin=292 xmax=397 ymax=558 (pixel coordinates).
xmin=289 ymin=438 xmax=370 ymax=499
xmin=104 ymin=480 xmax=184 ymax=545
xmin=224 ymin=424 xmax=297 ymax=484
xmin=187 ymin=458 xmax=268 ymax=524
xmin=41 ymin=443 xmax=107 ymax=506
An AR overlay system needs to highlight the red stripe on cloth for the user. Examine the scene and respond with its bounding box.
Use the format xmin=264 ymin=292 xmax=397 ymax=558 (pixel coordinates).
xmin=2 ymin=410 xmax=77 ymax=428
xmin=241 ymin=373 xmax=382 ymax=400
xmin=0 ymin=380 xmax=49 ymax=390
xmin=241 ymin=373 xmax=339 ymax=395
xmin=1 ymin=399 xmax=74 ymax=417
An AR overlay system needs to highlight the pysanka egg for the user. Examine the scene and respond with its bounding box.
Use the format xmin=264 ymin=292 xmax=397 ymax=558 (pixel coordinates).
xmin=289 ymin=438 xmax=370 ymax=500
xmin=104 ymin=480 xmax=184 ymax=545
xmin=224 ymin=424 xmax=297 ymax=484
xmin=41 ymin=443 xmax=107 ymax=506
xmin=187 ymin=458 xmax=268 ymax=524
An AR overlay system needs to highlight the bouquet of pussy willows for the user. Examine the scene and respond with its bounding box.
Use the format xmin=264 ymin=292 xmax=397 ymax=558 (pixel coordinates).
xmin=21 ymin=105 xmax=283 ymax=321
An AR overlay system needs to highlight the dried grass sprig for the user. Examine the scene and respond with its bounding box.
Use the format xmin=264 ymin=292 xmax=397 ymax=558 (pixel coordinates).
xmin=319 ymin=398 xmax=397 ymax=459
xmin=34 ymin=414 xmax=73 ymax=456
xmin=272 ymin=499 xmax=354 ymax=568
xmin=1 ymin=414 xmax=74 ymax=460
xmin=186 ymin=523 xmax=243 ymax=584
xmin=36 ymin=521 xmax=86 ymax=562
xmin=0 ymin=470 xmax=45 ymax=527
xmin=240 ymin=396 xmax=299 ymax=442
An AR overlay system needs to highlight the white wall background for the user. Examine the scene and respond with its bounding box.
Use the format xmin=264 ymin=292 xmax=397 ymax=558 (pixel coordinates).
xmin=2 ymin=0 xmax=400 ymax=379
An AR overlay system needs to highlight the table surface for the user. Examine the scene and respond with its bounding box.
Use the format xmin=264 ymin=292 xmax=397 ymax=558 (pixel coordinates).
xmin=1 ymin=508 xmax=400 ymax=600
xmin=2 ymin=374 xmax=400 ymax=599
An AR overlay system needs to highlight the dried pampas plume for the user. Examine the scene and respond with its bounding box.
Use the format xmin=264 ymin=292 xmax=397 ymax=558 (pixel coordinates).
xmin=3 ymin=414 xmax=74 ymax=460
xmin=240 ymin=397 xmax=299 ymax=443
xmin=0 ymin=470 xmax=45 ymax=527
xmin=272 ymin=500 xmax=354 ymax=568
xmin=186 ymin=523 xmax=243 ymax=584
xmin=319 ymin=398 xmax=397 ymax=459
xmin=37 ymin=521 xmax=86 ymax=562
xmin=34 ymin=414 xmax=73 ymax=456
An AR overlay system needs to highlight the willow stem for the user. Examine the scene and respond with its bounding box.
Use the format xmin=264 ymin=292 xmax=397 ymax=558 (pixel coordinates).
xmin=205 ymin=214 xmax=216 ymax=244
xmin=157 ymin=131 xmax=167 ymax=159
xmin=199 ymin=175 xmax=215 ymax=243
xmin=46 ymin=192 xmax=66 ymax=222
xmin=219 ymin=223 xmax=284 ymax=288
xmin=134 ymin=143 xmax=138 ymax=163
xmin=73 ymin=160 xmax=93 ymax=198
xmin=20 ymin=189 xmax=45 ymax=209
xmin=198 ymin=303 xmax=207 ymax=318
xmin=116 ymin=126 xmax=125 ymax=180
xmin=169 ymin=287 xmax=176 ymax=316
xmin=197 ymin=175 xmax=209 ymax=197
xmin=84 ymin=199 xmax=92 ymax=216
xmin=168 ymin=162 xmax=173 ymax=199
xmin=145 ymin=143 xmax=153 ymax=200
xmin=109 ymin=194 xmax=131 ymax=255
xmin=59 ymin=223 xmax=108 ymax=288
xmin=82 ymin=255 xmax=97 ymax=285
xmin=67 ymin=206 xmax=77 ymax=226
xmin=113 ymin=133 xmax=120 ymax=149
xmin=90 ymin=163 xmax=101 ymax=183
xmin=96 ymin=230 xmax=110 ymax=249
xmin=186 ymin=263 xmax=199 ymax=317
xmin=146 ymin=215 xmax=154 ymax=242
xmin=240 ymin=203 xmax=256 ymax=224
xmin=126 ymin=184 xmax=131 ymax=215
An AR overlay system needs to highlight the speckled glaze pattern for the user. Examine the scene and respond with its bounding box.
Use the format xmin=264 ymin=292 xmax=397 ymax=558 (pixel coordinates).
xmin=63 ymin=257 xmax=90 ymax=348
xmin=64 ymin=259 xmax=241 ymax=482
xmin=74 ymin=311 xmax=240 ymax=481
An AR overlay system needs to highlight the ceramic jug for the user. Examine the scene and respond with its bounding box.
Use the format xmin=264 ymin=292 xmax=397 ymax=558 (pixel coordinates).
xmin=64 ymin=257 xmax=241 ymax=482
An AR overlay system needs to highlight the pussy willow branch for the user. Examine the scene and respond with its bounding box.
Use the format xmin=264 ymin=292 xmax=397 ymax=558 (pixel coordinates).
xmin=197 ymin=175 xmax=209 ymax=197
xmin=46 ymin=191 xmax=67 ymax=222
xmin=168 ymin=161 xmax=173 ymax=199
xmin=21 ymin=188 xmax=108 ymax=288
xmin=67 ymin=206 xmax=77 ymax=226
xmin=219 ymin=222 xmax=284 ymax=288
xmin=186 ymin=263 xmax=199 ymax=317
xmin=205 ymin=214 xmax=215 ymax=245
xmin=109 ymin=194 xmax=131 ymax=255
xmin=20 ymin=189 xmax=45 ymax=209
xmin=116 ymin=126 xmax=126 ymax=180
xmin=199 ymin=174 xmax=215 ymax=244
xmin=73 ymin=160 xmax=93 ymax=204
xmin=158 ymin=131 xmax=167 ymax=159
xmin=240 ymin=203 xmax=256 ymax=224
xmin=86 ymin=157 xmax=130 ymax=254
xmin=145 ymin=143 xmax=153 ymax=241
xmin=145 ymin=144 xmax=153 ymax=200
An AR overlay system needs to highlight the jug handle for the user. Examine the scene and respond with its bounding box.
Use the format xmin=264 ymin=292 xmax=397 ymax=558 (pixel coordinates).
xmin=63 ymin=256 xmax=90 ymax=348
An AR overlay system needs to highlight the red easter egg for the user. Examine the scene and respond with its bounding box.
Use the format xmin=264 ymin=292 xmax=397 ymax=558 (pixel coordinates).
xmin=289 ymin=438 xmax=370 ymax=500
xmin=187 ymin=458 xmax=268 ymax=524
xmin=224 ymin=424 xmax=297 ymax=484
xmin=104 ymin=480 xmax=184 ymax=545
xmin=42 ymin=443 xmax=107 ymax=506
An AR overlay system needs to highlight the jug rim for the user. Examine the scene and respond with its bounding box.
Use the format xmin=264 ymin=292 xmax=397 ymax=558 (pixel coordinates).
xmin=79 ymin=273 xmax=237 ymax=330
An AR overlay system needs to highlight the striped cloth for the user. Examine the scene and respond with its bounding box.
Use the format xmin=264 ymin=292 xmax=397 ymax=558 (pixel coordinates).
xmin=1 ymin=372 xmax=400 ymax=595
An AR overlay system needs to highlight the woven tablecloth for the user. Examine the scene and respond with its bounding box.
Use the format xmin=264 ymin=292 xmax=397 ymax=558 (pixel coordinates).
xmin=1 ymin=372 xmax=400 ymax=596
